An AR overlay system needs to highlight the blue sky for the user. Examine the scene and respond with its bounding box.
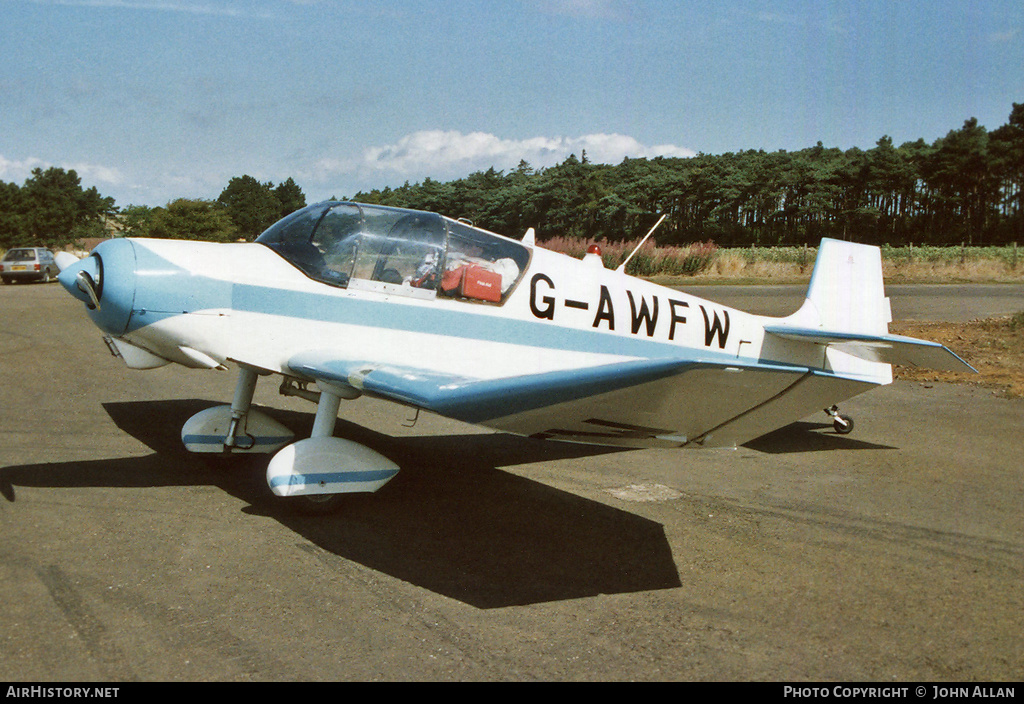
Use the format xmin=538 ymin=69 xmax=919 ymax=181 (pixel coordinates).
xmin=2 ymin=0 xmax=1022 ymax=208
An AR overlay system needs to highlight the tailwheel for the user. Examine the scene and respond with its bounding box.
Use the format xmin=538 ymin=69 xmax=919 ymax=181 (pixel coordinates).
xmin=824 ymin=404 xmax=854 ymax=435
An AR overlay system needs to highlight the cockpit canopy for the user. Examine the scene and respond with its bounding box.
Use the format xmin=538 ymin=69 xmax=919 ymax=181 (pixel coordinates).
xmin=256 ymin=202 xmax=531 ymax=304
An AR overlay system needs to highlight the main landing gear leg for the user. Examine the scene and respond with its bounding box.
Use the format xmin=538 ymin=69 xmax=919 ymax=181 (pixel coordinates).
xmin=181 ymin=366 xmax=293 ymax=456
xmin=310 ymin=386 xmax=343 ymax=440
xmin=224 ymin=366 xmax=259 ymax=450
xmin=824 ymin=404 xmax=854 ymax=435
xmin=287 ymin=387 xmax=346 ymax=514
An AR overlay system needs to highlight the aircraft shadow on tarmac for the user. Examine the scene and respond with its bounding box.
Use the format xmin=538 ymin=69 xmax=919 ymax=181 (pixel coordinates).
xmin=742 ymin=422 xmax=897 ymax=454
xmin=1 ymin=399 xmax=685 ymax=609
xmin=1 ymin=400 xmax=894 ymax=607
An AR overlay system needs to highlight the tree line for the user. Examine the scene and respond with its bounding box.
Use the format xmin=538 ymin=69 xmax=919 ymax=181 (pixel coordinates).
xmin=2 ymin=102 xmax=1022 ymax=251
xmin=0 ymin=173 xmax=306 ymax=250
xmin=355 ymin=103 xmax=1024 ymax=247
xmin=118 ymin=175 xmax=307 ymax=243
xmin=1 ymin=167 xmax=117 ymax=250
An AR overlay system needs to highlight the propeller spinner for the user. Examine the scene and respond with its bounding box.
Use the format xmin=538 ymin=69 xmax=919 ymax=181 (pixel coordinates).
xmin=57 ymin=252 xmax=103 ymax=309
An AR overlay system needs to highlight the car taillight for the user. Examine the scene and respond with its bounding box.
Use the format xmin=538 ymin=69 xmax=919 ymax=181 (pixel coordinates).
xmin=35 ymin=263 xmax=41 ymax=271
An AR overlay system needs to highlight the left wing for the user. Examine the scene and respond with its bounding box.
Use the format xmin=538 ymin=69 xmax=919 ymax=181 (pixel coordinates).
xmin=287 ymin=352 xmax=694 ymax=426
xmin=285 ymin=352 xmax=874 ymax=449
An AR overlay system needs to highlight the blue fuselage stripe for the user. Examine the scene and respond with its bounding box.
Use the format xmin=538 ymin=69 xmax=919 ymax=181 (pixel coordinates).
xmin=229 ymin=282 xmax=739 ymax=364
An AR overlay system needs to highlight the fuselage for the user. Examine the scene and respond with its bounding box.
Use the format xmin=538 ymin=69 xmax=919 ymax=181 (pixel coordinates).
xmin=58 ymin=202 xmax=891 ymax=449
xmin=63 ymin=235 xmax=816 ymax=381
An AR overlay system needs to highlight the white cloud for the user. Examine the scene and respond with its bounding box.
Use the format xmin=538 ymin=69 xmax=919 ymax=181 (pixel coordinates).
xmin=0 ymin=155 xmax=50 ymax=183
xmin=5 ymin=131 xmax=696 ymax=206
xmin=327 ymin=130 xmax=695 ymax=182
xmin=0 ymin=154 xmax=125 ymax=187
xmin=66 ymin=162 xmax=126 ymax=186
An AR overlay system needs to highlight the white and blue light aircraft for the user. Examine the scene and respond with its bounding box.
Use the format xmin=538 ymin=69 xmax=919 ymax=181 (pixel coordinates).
xmin=56 ymin=201 xmax=974 ymax=512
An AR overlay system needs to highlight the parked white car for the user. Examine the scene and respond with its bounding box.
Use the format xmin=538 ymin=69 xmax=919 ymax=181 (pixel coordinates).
xmin=1 ymin=247 xmax=59 ymax=284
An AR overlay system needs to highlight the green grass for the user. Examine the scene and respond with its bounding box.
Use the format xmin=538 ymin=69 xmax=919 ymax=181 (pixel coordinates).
xmin=536 ymin=240 xmax=1023 ymax=279
xmin=880 ymin=244 xmax=1022 ymax=266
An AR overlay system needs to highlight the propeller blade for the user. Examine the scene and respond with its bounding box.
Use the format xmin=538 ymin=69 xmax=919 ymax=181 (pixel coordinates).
xmin=54 ymin=251 xmax=80 ymax=272
xmin=76 ymin=270 xmax=102 ymax=309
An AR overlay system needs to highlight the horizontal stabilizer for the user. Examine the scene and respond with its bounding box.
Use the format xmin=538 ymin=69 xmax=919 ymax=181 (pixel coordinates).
xmin=763 ymin=326 xmax=976 ymax=373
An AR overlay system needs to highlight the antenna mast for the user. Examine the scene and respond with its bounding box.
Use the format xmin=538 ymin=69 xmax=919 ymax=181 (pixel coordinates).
xmin=615 ymin=214 xmax=667 ymax=273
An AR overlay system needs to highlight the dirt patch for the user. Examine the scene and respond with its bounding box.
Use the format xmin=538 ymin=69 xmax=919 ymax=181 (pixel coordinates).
xmin=891 ymin=314 xmax=1024 ymax=398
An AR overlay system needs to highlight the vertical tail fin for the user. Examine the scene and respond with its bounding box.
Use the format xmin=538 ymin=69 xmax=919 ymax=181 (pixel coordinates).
xmin=764 ymin=239 xmax=974 ymax=376
xmin=785 ymin=238 xmax=891 ymax=334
